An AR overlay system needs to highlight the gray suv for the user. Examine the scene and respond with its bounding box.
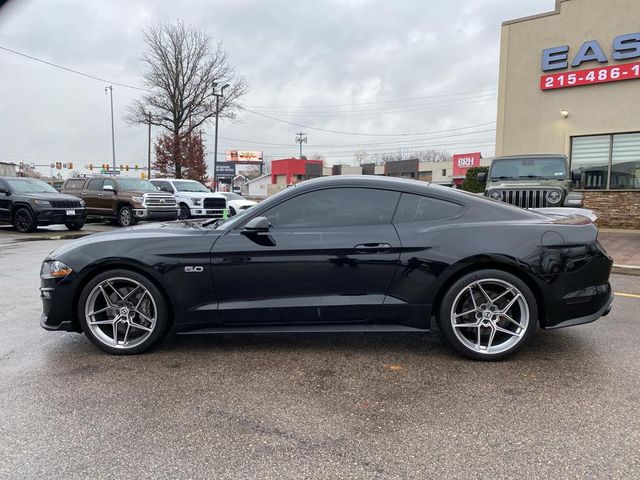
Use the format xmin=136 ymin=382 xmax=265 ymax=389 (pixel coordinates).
xmin=479 ymin=154 xmax=583 ymax=208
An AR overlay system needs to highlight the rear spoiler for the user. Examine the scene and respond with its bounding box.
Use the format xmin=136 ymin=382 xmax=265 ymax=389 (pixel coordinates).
xmin=530 ymin=207 xmax=598 ymax=223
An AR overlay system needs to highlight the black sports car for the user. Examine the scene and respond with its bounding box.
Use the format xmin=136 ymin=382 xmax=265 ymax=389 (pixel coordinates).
xmin=40 ymin=176 xmax=613 ymax=360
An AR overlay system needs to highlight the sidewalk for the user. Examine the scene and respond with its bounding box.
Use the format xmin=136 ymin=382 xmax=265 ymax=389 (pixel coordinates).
xmin=598 ymin=229 xmax=640 ymax=276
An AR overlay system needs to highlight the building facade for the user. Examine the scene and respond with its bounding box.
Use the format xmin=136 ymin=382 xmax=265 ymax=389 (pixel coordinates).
xmin=496 ymin=0 xmax=640 ymax=227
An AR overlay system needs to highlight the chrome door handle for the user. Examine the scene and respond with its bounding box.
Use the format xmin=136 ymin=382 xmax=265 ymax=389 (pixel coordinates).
xmin=97 ymin=193 xmax=104 ymax=197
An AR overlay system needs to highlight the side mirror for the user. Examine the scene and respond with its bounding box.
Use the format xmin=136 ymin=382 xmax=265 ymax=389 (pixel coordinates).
xmin=103 ymin=185 xmax=115 ymax=192
xmin=477 ymin=172 xmax=487 ymax=184
xmin=0 ymin=187 xmax=8 ymax=195
xmin=242 ymin=216 xmax=270 ymax=234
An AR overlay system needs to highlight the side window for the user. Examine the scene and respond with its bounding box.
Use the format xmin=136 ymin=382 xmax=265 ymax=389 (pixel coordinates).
xmin=65 ymin=179 xmax=85 ymax=190
xmin=103 ymin=178 xmax=116 ymax=190
xmin=265 ymin=188 xmax=400 ymax=229
xmin=155 ymin=181 xmax=173 ymax=193
xmin=393 ymin=193 xmax=463 ymax=223
xmin=86 ymin=178 xmax=103 ymax=191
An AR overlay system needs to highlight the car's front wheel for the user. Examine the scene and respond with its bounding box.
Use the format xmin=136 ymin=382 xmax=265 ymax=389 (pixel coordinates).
xmin=13 ymin=207 xmax=37 ymax=233
xmin=178 ymin=204 xmax=190 ymax=220
xmin=78 ymin=270 xmax=170 ymax=354
xmin=118 ymin=206 xmax=137 ymax=227
xmin=65 ymin=221 xmax=85 ymax=231
xmin=438 ymin=269 xmax=537 ymax=361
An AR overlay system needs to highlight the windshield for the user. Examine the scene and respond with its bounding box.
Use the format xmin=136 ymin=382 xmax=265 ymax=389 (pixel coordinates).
xmin=222 ymin=192 xmax=243 ymax=200
xmin=490 ymin=157 xmax=567 ymax=180
xmin=5 ymin=178 xmax=59 ymax=194
xmin=118 ymin=179 xmax=159 ymax=192
xmin=173 ymin=180 xmax=209 ymax=192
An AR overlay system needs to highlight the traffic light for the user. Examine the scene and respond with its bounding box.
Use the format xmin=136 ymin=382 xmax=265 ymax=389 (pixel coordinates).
xmin=134 ymin=164 xmax=139 ymax=171
xmin=125 ymin=164 xmax=129 ymax=172
xmin=55 ymin=162 xmax=62 ymax=170
xmin=105 ymin=164 xmax=110 ymax=171
xmin=89 ymin=164 xmax=93 ymax=171
xmin=67 ymin=162 xmax=73 ymax=169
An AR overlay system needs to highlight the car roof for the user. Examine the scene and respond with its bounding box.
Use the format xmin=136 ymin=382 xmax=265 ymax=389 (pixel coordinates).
xmin=151 ymin=178 xmax=200 ymax=182
xmin=493 ymin=154 xmax=567 ymax=160
xmin=297 ymin=175 xmax=431 ymax=191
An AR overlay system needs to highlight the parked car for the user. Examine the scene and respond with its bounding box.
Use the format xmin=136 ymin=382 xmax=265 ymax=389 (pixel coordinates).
xmin=0 ymin=176 xmax=86 ymax=233
xmin=149 ymin=178 xmax=227 ymax=220
xmin=218 ymin=191 xmax=257 ymax=216
xmin=40 ymin=176 xmax=612 ymax=360
xmin=62 ymin=176 xmax=179 ymax=227
xmin=478 ymin=154 xmax=584 ymax=208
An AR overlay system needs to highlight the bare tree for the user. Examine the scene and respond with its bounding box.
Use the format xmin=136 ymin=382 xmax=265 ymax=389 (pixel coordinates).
xmin=127 ymin=21 xmax=247 ymax=178
xmin=308 ymin=153 xmax=325 ymax=161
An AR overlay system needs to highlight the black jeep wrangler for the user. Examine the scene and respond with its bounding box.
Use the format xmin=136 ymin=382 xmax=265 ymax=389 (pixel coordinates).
xmin=0 ymin=177 xmax=86 ymax=233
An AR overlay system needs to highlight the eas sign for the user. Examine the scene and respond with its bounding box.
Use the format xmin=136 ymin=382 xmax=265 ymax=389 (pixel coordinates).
xmin=541 ymin=33 xmax=640 ymax=90
xmin=452 ymin=152 xmax=481 ymax=177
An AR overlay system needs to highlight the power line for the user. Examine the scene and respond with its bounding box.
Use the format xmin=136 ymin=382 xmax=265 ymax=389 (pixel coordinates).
xmin=245 ymin=88 xmax=498 ymax=109
xmin=239 ymin=107 xmax=495 ymax=137
xmin=0 ymin=45 xmax=148 ymax=91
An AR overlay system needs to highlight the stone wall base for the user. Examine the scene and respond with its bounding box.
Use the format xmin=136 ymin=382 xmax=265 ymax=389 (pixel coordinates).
xmin=582 ymin=191 xmax=640 ymax=229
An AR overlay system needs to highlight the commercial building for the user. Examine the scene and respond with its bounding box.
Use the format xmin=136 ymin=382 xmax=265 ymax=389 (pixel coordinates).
xmin=496 ymin=0 xmax=640 ymax=227
xmin=0 ymin=162 xmax=16 ymax=177
xmin=271 ymin=158 xmax=323 ymax=186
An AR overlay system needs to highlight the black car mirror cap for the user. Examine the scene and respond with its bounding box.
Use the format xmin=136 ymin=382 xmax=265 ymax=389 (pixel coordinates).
xmin=242 ymin=216 xmax=271 ymax=233
xmin=477 ymin=172 xmax=487 ymax=183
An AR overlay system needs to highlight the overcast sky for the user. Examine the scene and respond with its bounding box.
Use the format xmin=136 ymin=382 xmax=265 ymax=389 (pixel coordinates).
xmin=0 ymin=0 xmax=554 ymax=175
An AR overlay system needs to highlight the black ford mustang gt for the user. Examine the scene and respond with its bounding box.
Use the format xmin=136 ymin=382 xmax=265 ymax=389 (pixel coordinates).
xmin=40 ymin=176 xmax=613 ymax=360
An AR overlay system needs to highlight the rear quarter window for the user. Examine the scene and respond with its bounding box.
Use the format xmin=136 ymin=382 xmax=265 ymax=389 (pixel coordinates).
xmin=393 ymin=193 xmax=463 ymax=223
xmin=64 ymin=179 xmax=85 ymax=190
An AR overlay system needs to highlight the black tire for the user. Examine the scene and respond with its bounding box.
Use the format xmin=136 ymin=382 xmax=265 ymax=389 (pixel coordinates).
xmin=78 ymin=269 xmax=170 ymax=355
xmin=229 ymin=206 xmax=237 ymax=217
xmin=65 ymin=221 xmax=85 ymax=231
xmin=437 ymin=269 xmax=537 ymax=361
xmin=13 ymin=207 xmax=37 ymax=233
xmin=178 ymin=204 xmax=191 ymax=220
xmin=118 ymin=206 xmax=137 ymax=227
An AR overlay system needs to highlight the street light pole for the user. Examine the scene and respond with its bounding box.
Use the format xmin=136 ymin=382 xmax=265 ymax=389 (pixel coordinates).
xmin=295 ymin=131 xmax=307 ymax=159
xmin=147 ymin=111 xmax=152 ymax=180
xmin=105 ymin=85 xmax=116 ymax=175
xmin=212 ymin=82 xmax=230 ymax=191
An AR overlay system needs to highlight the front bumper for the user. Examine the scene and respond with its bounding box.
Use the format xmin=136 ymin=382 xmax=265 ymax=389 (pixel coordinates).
xmin=190 ymin=207 xmax=226 ymax=218
xmin=132 ymin=208 xmax=179 ymax=221
xmin=40 ymin=278 xmax=80 ymax=332
xmin=35 ymin=208 xmax=87 ymax=226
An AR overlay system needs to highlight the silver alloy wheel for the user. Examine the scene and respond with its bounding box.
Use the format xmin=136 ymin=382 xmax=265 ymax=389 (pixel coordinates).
xmin=450 ymin=278 xmax=529 ymax=355
xmin=84 ymin=276 xmax=157 ymax=349
xmin=120 ymin=208 xmax=131 ymax=226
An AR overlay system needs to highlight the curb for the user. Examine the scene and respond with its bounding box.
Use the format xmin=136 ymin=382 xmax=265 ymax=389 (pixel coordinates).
xmin=612 ymin=264 xmax=640 ymax=276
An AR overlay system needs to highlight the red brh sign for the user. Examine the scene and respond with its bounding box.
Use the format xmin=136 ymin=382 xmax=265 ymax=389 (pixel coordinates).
xmin=540 ymin=61 xmax=640 ymax=90
xmin=452 ymin=152 xmax=481 ymax=177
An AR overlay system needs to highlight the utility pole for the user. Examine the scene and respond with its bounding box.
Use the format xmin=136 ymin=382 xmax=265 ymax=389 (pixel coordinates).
xmin=105 ymin=86 xmax=116 ymax=175
xmin=295 ymin=132 xmax=307 ymax=159
xmin=147 ymin=111 xmax=152 ymax=180
xmin=212 ymin=82 xmax=230 ymax=191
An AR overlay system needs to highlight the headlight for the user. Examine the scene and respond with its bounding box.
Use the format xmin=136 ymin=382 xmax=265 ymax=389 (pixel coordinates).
xmin=131 ymin=196 xmax=144 ymax=204
xmin=33 ymin=200 xmax=51 ymax=207
xmin=41 ymin=260 xmax=73 ymax=279
xmin=192 ymin=198 xmax=203 ymax=206
xmin=546 ymin=190 xmax=562 ymax=204
xmin=489 ymin=191 xmax=503 ymax=201
xmin=79 ymin=199 xmax=85 ymax=207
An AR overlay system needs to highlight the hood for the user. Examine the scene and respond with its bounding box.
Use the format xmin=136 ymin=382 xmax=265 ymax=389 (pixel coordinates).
xmin=22 ymin=192 xmax=83 ymax=202
xmin=177 ymin=191 xmax=225 ymax=199
xmin=486 ymin=179 xmax=569 ymax=189
xmin=227 ymin=199 xmax=256 ymax=208
xmin=47 ymin=219 xmax=224 ymax=261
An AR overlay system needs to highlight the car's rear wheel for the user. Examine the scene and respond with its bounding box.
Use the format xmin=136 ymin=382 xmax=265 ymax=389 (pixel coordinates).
xmin=438 ymin=269 xmax=537 ymax=361
xmin=78 ymin=270 xmax=169 ymax=354
xmin=13 ymin=207 xmax=37 ymax=233
xmin=118 ymin=206 xmax=137 ymax=227
xmin=65 ymin=221 xmax=85 ymax=231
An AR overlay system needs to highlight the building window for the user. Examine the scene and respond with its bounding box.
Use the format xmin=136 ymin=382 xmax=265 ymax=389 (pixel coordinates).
xmin=441 ymin=169 xmax=447 ymax=176
xmin=571 ymin=133 xmax=640 ymax=190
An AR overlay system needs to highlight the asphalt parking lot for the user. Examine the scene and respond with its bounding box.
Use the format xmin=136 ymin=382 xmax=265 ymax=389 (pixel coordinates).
xmin=1 ymin=227 xmax=639 ymax=479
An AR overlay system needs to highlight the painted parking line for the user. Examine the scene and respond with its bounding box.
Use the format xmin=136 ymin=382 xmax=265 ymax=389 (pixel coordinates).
xmin=614 ymin=292 xmax=640 ymax=299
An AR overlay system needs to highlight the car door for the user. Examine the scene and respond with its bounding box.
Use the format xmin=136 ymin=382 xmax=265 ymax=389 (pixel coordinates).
xmin=99 ymin=178 xmax=117 ymax=213
xmin=82 ymin=178 xmax=104 ymax=215
xmin=0 ymin=179 xmax=10 ymax=222
xmin=210 ymin=187 xmax=402 ymax=325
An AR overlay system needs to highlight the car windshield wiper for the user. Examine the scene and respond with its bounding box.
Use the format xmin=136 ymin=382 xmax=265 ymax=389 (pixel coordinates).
xmin=519 ymin=175 xmax=544 ymax=179
xmin=491 ymin=176 xmax=518 ymax=180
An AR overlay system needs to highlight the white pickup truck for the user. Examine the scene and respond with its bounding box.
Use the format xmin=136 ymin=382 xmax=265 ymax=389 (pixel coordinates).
xmin=150 ymin=178 xmax=227 ymax=220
